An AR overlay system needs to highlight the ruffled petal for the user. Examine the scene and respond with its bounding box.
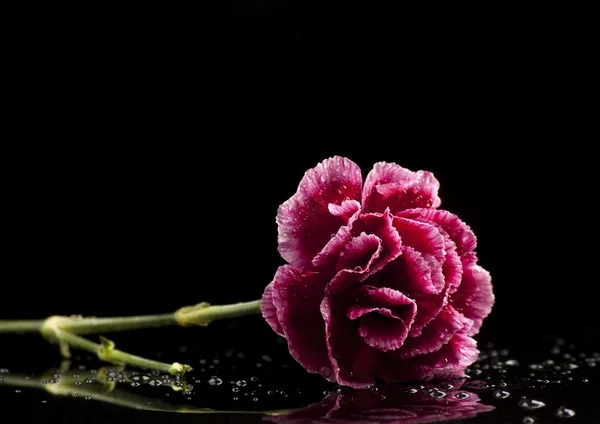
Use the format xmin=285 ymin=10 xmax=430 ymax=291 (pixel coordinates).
xmin=451 ymin=264 xmax=494 ymax=336
xmin=321 ymin=271 xmax=377 ymax=388
xmin=348 ymin=287 xmax=417 ymax=352
xmin=277 ymin=156 xmax=363 ymax=268
xmin=349 ymin=210 xmax=404 ymax=279
xmin=272 ymin=265 xmax=335 ymax=381
xmin=337 ymin=232 xmax=382 ymax=274
xmin=398 ymin=209 xmax=476 ymax=257
xmin=397 ymin=305 xmax=473 ymax=359
xmin=261 ymin=281 xmax=283 ymax=336
xmin=377 ymin=334 xmax=479 ymax=383
xmin=362 ymin=162 xmax=441 ymax=214
xmin=328 ymin=199 xmax=361 ymax=221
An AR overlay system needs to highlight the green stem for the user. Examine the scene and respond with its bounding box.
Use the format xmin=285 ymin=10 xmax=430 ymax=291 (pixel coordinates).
xmin=0 ymin=300 xmax=262 ymax=335
xmin=0 ymin=300 xmax=262 ymax=375
xmin=47 ymin=324 xmax=191 ymax=375
xmin=0 ymin=320 xmax=45 ymax=333
xmin=63 ymin=313 xmax=178 ymax=335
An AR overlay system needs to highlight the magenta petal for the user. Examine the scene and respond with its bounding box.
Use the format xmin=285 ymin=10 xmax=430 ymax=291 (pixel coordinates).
xmin=261 ymin=282 xmax=283 ymax=336
xmin=277 ymin=156 xmax=363 ymax=268
xmin=272 ymin=265 xmax=335 ymax=381
xmin=451 ymin=264 xmax=494 ymax=336
xmin=362 ymin=162 xmax=441 ymax=214
xmin=356 ymin=310 xmax=411 ymax=352
xmin=350 ymin=210 xmax=404 ymax=278
xmin=348 ymin=287 xmax=417 ymax=352
xmin=378 ymin=334 xmax=479 ymax=383
xmin=328 ymin=199 xmax=361 ymax=221
xmin=337 ymin=232 xmax=382 ymax=274
xmin=397 ymin=305 xmax=473 ymax=359
xmin=321 ymin=271 xmax=377 ymax=388
xmin=398 ymin=209 xmax=476 ymax=257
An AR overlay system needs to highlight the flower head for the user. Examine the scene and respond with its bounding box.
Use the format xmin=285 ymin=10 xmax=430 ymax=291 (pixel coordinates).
xmin=262 ymin=157 xmax=494 ymax=388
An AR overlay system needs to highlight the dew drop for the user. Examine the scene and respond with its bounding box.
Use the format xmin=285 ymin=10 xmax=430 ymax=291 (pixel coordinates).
xmin=15 ymin=389 xmax=21 ymax=393
xmin=235 ymin=380 xmax=247 ymax=387
xmin=250 ymin=376 xmax=259 ymax=382
xmin=518 ymin=399 xmax=546 ymax=410
xmin=566 ymin=363 xmax=579 ymax=370
xmin=41 ymin=400 xmax=47 ymax=404
xmin=208 ymin=376 xmax=223 ymax=386
xmin=429 ymin=389 xmax=446 ymax=398
xmin=85 ymin=396 xmax=92 ymax=400
xmin=130 ymin=382 xmax=140 ymax=387
xmin=233 ymin=397 xmax=238 ymax=401
xmin=555 ymin=406 xmax=576 ymax=418
xmin=493 ymin=390 xmax=510 ymax=399
xmin=253 ymin=397 xmax=258 ymax=402
xmin=522 ymin=417 xmax=537 ymax=424
xmin=455 ymin=392 xmax=470 ymax=399
xmin=232 ymin=387 xmax=239 ymax=393
xmin=405 ymin=388 xmax=418 ymax=394
xmin=528 ymin=364 xmax=543 ymax=370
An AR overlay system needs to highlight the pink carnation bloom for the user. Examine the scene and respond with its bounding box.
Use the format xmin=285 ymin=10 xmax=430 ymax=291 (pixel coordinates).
xmin=262 ymin=157 xmax=494 ymax=388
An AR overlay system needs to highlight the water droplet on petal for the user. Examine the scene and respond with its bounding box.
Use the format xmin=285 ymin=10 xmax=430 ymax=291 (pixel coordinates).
xmin=455 ymin=392 xmax=470 ymax=399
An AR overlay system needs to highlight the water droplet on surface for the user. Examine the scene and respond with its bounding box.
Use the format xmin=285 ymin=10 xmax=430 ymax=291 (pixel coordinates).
xmin=493 ymin=390 xmax=510 ymax=399
xmin=148 ymin=380 xmax=162 ymax=386
xmin=405 ymin=388 xmax=418 ymax=394
xmin=253 ymin=397 xmax=258 ymax=402
xmin=455 ymin=392 xmax=470 ymax=399
xmin=232 ymin=387 xmax=239 ymax=393
xmin=250 ymin=376 xmax=259 ymax=382
xmin=208 ymin=376 xmax=223 ymax=386
xmin=233 ymin=397 xmax=238 ymax=401
xmin=555 ymin=406 xmax=576 ymax=418
xmin=518 ymin=399 xmax=546 ymax=410
xmin=41 ymin=400 xmax=47 ymax=404
xmin=85 ymin=396 xmax=92 ymax=400
xmin=429 ymin=389 xmax=446 ymax=398
xmin=130 ymin=382 xmax=140 ymax=387
xmin=15 ymin=390 xmax=21 ymax=393
xmin=528 ymin=364 xmax=543 ymax=370
xmin=235 ymin=380 xmax=247 ymax=387
xmin=523 ymin=417 xmax=537 ymax=424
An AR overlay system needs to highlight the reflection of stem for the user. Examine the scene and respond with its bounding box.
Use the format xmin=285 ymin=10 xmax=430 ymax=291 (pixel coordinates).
xmin=0 ymin=368 xmax=290 ymax=416
xmin=0 ymin=299 xmax=261 ymax=375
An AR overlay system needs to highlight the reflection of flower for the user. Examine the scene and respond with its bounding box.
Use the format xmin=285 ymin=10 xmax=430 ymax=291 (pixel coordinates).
xmin=265 ymin=384 xmax=494 ymax=424
xmin=263 ymin=157 xmax=494 ymax=388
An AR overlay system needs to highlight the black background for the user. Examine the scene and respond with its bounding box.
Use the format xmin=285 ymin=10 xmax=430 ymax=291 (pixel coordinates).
xmin=1 ymin=2 xmax=597 ymax=423
xmin=1 ymin=1 xmax=597 ymax=341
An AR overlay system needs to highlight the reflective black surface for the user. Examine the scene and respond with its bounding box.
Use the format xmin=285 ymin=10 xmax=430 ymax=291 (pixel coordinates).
xmin=1 ymin=320 xmax=599 ymax=423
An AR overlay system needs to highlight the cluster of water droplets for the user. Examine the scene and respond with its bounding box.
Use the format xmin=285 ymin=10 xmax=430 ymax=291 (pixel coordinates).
xmin=1 ymin=334 xmax=597 ymax=420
